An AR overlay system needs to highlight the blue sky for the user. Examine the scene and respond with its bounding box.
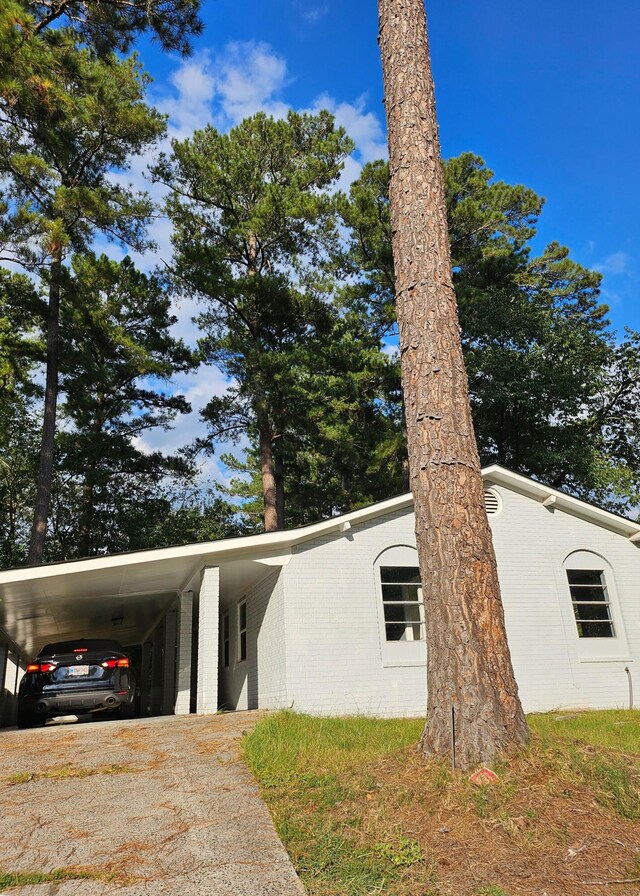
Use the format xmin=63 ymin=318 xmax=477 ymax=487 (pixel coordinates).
xmin=137 ymin=0 xmax=640 ymax=331
xmin=125 ymin=0 xmax=640 ymax=464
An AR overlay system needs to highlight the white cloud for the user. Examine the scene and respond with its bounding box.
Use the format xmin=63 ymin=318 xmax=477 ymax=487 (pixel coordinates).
xmin=597 ymin=251 xmax=629 ymax=276
xmin=133 ymin=365 xmax=229 ymax=457
xmin=311 ymin=93 xmax=387 ymax=165
xmin=212 ymin=41 xmax=290 ymax=126
xmin=293 ymin=1 xmax=329 ymax=24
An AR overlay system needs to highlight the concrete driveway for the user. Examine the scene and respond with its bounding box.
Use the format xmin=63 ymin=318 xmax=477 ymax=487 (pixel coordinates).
xmin=0 ymin=712 xmax=306 ymax=895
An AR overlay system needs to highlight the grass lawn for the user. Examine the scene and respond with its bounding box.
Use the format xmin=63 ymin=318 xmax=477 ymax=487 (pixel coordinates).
xmin=243 ymin=710 xmax=640 ymax=896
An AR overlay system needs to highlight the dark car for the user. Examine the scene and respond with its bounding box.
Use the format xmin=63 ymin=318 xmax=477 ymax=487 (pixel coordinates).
xmin=17 ymin=639 xmax=136 ymax=728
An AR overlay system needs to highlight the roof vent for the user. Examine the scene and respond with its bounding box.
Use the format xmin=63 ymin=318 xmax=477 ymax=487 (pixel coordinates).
xmin=484 ymin=489 xmax=501 ymax=515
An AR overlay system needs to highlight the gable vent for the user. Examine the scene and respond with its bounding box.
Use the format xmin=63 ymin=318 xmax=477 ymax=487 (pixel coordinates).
xmin=484 ymin=489 xmax=500 ymax=515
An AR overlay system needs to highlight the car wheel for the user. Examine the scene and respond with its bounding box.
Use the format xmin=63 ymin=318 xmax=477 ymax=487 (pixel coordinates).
xmin=118 ymin=700 xmax=136 ymax=720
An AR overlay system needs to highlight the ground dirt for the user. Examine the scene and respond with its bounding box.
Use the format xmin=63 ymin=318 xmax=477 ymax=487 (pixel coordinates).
xmin=353 ymin=747 xmax=640 ymax=896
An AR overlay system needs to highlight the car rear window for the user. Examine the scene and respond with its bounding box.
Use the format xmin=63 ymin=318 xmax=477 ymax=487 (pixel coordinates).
xmin=37 ymin=639 xmax=126 ymax=657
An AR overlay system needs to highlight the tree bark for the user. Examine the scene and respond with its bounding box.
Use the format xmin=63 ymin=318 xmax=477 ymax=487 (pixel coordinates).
xmin=28 ymin=249 xmax=63 ymax=566
xmin=275 ymin=451 xmax=285 ymax=529
xmin=259 ymin=421 xmax=279 ymax=532
xmin=77 ymin=471 xmax=95 ymax=558
xmin=377 ymin=0 xmax=528 ymax=768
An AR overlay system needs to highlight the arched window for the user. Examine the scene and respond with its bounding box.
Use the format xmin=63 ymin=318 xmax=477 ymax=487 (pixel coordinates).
xmin=564 ymin=551 xmax=615 ymax=639
xmin=374 ymin=545 xmax=425 ymax=666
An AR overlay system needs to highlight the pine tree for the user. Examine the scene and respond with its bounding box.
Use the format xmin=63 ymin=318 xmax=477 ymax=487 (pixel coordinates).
xmin=378 ymin=0 xmax=528 ymax=768
xmin=156 ymin=110 xmax=354 ymax=531
xmin=0 ymin=25 xmax=165 ymax=563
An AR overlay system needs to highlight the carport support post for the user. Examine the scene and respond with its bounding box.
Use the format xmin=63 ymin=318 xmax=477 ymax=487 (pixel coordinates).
xmin=175 ymin=590 xmax=193 ymax=715
xmin=197 ymin=566 xmax=219 ymax=715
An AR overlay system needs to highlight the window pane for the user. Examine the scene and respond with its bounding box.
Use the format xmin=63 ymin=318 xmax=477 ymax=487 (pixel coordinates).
xmin=573 ymin=603 xmax=612 ymax=622
xmin=382 ymin=583 xmax=421 ymax=603
xmin=566 ymin=569 xmax=615 ymax=639
xmin=239 ymin=602 xmax=247 ymax=629
xmin=567 ymin=569 xmax=603 ymax=586
xmin=380 ymin=567 xmax=421 ymax=584
xmin=384 ymin=602 xmax=422 ymax=624
xmin=385 ymin=622 xmax=424 ymax=641
xmin=576 ymin=621 xmax=614 ymax=638
xmin=240 ymin=631 xmax=247 ymax=660
xmin=569 ymin=586 xmax=608 ymax=602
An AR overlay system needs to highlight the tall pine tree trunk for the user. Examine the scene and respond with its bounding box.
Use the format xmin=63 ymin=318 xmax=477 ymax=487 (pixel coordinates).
xmin=77 ymin=471 xmax=95 ymax=558
xmin=28 ymin=249 xmax=63 ymax=565
xmin=378 ymin=0 xmax=528 ymax=768
xmin=259 ymin=419 xmax=279 ymax=532
xmin=275 ymin=451 xmax=285 ymax=529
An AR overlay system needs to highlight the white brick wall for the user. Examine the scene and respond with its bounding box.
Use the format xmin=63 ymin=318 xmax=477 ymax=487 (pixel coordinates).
xmin=282 ymin=510 xmax=427 ymax=717
xmin=489 ymin=484 xmax=639 ymax=712
xmin=218 ymin=568 xmax=288 ymax=711
xmin=213 ymin=486 xmax=639 ymax=717
xmin=197 ymin=567 xmax=219 ymax=714
xmin=277 ymin=492 xmax=639 ymax=716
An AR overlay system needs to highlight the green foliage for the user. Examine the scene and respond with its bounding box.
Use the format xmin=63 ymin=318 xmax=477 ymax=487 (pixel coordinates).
xmin=1 ymin=0 xmax=202 ymax=58
xmin=158 ymin=111 xmax=373 ymax=528
xmin=0 ymin=391 xmax=40 ymax=566
xmin=336 ymin=154 xmax=640 ymax=512
xmin=375 ymin=836 xmax=424 ymax=867
xmin=0 ymin=38 xmax=165 ymax=270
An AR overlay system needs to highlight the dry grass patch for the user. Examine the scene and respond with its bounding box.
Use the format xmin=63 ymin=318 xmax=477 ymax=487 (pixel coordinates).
xmin=243 ymin=711 xmax=640 ymax=896
xmin=0 ymin=862 xmax=136 ymax=892
xmin=5 ymin=762 xmax=141 ymax=785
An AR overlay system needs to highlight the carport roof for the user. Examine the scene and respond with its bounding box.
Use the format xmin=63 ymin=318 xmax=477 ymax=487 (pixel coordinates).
xmin=1 ymin=466 xmax=638 ymax=658
xmin=0 ymin=491 xmax=414 ymax=657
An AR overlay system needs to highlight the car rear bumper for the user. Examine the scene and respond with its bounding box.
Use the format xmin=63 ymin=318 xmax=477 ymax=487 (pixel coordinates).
xmin=23 ymin=689 xmax=131 ymax=715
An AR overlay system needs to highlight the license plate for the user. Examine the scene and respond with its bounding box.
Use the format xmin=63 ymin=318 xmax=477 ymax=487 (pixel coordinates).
xmin=68 ymin=665 xmax=89 ymax=676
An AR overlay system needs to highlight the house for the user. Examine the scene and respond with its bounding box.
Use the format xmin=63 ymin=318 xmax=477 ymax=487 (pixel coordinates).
xmin=1 ymin=465 xmax=638 ymax=726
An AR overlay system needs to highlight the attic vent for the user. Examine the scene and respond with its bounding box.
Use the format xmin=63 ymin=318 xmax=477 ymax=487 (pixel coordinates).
xmin=484 ymin=489 xmax=501 ymax=515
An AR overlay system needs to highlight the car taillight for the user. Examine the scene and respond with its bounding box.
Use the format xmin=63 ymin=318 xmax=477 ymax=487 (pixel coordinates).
xmin=26 ymin=662 xmax=56 ymax=673
xmin=101 ymin=658 xmax=129 ymax=669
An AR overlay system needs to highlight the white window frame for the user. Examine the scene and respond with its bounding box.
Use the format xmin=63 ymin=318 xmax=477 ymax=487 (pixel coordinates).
xmin=566 ymin=569 xmax=615 ymax=639
xmin=562 ymin=550 xmax=630 ymax=663
xmin=221 ymin=611 xmax=230 ymax=668
xmin=237 ymin=599 xmax=247 ymax=664
xmin=380 ymin=566 xmax=424 ymax=642
xmin=374 ymin=545 xmax=426 ymax=668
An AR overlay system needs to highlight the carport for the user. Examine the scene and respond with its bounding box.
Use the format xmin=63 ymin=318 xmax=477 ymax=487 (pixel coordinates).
xmin=0 ymin=535 xmax=295 ymax=725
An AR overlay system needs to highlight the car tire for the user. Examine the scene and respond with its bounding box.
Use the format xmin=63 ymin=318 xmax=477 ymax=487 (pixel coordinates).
xmin=118 ymin=700 xmax=136 ymax=720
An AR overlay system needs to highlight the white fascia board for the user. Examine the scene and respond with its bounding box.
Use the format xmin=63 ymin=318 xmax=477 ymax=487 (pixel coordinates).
xmin=0 ymin=495 xmax=413 ymax=587
xmin=482 ymin=465 xmax=640 ymax=541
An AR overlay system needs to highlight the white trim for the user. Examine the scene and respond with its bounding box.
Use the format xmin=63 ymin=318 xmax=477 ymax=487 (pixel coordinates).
xmin=237 ymin=598 xmax=247 ymax=664
xmin=482 ymin=465 xmax=640 ymax=540
xmin=1 ymin=466 xmax=637 ymax=590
